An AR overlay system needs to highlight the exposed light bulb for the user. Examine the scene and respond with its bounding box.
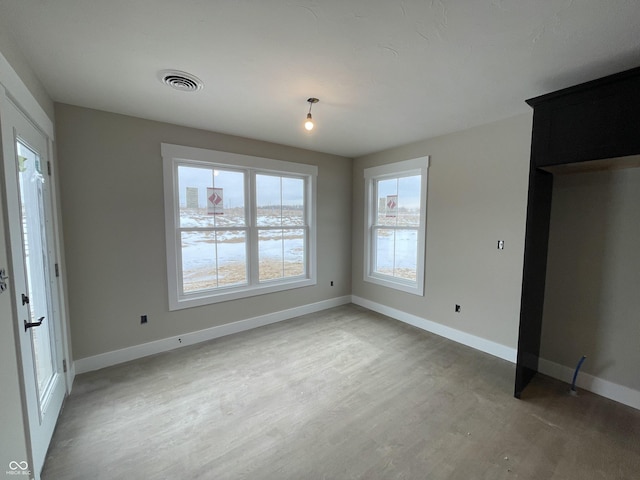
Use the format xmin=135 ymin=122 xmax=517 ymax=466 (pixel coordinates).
xmin=304 ymin=98 xmax=319 ymax=132
xmin=304 ymin=113 xmax=314 ymax=131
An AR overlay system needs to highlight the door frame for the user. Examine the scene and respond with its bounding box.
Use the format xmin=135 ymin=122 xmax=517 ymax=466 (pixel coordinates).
xmin=0 ymin=52 xmax=73 ymax=478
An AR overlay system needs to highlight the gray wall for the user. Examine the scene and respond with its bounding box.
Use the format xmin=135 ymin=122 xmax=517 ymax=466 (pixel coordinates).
xmin=55 ymin=104 xmax=353 ymax=360
xmin=352 ymin=114 xmax=532 ymax=350
xmin=541 ymin=167 xmax=640 ymax=390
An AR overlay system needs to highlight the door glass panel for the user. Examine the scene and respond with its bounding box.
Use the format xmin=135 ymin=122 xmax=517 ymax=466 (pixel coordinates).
xmin=17 ymin=139 xmax=56 ymax=405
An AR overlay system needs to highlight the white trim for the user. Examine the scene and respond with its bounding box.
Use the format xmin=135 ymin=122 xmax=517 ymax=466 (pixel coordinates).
xmin=161 ymin=143 xmax=318 ymax=176
xmin=351 ymin=295 xmax=517 ymax=362
xmin=162 ymin=143 xmax=318 ymax=310
xmin=0 ymin=51 xmax=54 ymax=139
xmin=351 ymin=295 xmax=639 ymax=411
xmin=66 ymin=362 xmax=76 ymax=394
xmin=0 ymin=60 xmax=66 ymax=478
xmin=74 ymin=295 xmax=351 ymax=374
xmin=363 ymin=156 xmax=429 ymax=296
xmin=70 ymin=294 xmax=640 ymax=410
xmin=363 ymin=157 xmax=429 ymax=179
xmin=538 ymin=358 xmax=640 ymax=411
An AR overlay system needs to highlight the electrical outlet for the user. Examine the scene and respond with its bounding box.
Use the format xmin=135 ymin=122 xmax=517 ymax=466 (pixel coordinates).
xmin=140 ymin=315 xmax=148 ymax=324
xmin=330 ymin=281 xmax=334 ymax=286
xmin=497 ymin=240 xmax=505 ymax=250
xmin=455 ymin=304 xmax=461 ymax=313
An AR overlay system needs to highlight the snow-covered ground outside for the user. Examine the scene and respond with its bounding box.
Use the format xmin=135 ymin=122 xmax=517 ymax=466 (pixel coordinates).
xmin=180 ymin=208 xmax=420 ymax=292
xmin=180 ymin=208 xmax=305 ymax=292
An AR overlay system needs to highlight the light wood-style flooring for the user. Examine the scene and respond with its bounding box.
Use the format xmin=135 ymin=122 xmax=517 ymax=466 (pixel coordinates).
xmin=42 ymin=305 xmax=640 ymax=479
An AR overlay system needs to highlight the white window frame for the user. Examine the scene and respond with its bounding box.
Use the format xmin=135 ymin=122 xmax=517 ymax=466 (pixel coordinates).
xmin=162 ymin=143 xmax=317 ymax=310
xmin=363 ymin=156 xmax=429 ymax=295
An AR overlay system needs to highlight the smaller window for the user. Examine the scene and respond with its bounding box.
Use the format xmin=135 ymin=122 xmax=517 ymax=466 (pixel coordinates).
xmin=363 ymin=157 xmax=429 ymax=295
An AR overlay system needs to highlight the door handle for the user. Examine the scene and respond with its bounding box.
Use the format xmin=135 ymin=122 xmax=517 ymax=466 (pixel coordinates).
xmin=24 ymin=316 xmax=45 ymax=332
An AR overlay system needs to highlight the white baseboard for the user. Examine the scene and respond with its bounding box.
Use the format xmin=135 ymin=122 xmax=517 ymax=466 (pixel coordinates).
xmin=538 ymin=358 xmax=640 ymax=411
xmin=351 ymin=295 xmax=517 ymax=363
xmin=350 ymin=296 xmax=640 ymax=410
xmin=65 ymin=362 xmax=76 ymax=394
xmin=72 ymin=294 xmax=639 ymax=411
xmin=74 ymin=295 xmax=351 ymax=374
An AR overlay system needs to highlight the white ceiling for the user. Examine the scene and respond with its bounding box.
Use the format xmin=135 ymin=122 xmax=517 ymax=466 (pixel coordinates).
xmin=2 ymin=1 xmax=640 ymax=158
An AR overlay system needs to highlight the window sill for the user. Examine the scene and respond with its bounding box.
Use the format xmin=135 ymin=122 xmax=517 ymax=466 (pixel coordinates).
xmin=364 ymin=274 xmax=424 ymax=296
xmin=169 ymin=277 xmax=317 ymax=311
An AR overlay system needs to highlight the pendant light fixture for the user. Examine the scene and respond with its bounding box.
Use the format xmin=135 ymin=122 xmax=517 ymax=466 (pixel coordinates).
xmin=304 ymin=98 xmax=319 ymax=131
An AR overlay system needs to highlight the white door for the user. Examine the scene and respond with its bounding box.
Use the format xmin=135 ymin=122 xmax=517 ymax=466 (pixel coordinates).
xmin=1 ymin=95 xmax=66 ymax=478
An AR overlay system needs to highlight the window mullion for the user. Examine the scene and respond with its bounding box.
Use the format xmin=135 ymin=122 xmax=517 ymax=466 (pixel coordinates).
xmin=305 ymin=178 xmax=312 ymax=278
xmin=279 ymin=177 xmax=284 ymax=276
xmin=392 ymin=228 xmax=397 ymax=278
xmin=363 ymin=157 xmax=428 ymax=295
xmin=371 ymin=179 xmax=379 ymax=277
xmin=370 ymin=224 xmax=376 ymax=277
xmin=163 ymin=143 xmax=317 ymax=310
xmin=248 ymin=170 xmax=259 ymax=285
xmin=177 ymin=229 xmax=185 ymax=297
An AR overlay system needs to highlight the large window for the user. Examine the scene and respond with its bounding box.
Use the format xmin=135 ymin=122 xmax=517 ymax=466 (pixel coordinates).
xmin=363 ymin=157 xmax=429 ymax=295
xmin=162 ymin=144 xmax=317 ymax=310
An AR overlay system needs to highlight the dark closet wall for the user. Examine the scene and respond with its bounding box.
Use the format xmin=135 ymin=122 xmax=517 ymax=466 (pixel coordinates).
xmin=515 ymin=67 xmax=640 ymax=397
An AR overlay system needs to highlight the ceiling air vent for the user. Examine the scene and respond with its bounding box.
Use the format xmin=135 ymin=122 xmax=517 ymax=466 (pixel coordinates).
xmin=158 ymin=70 xmax=203 ymax=92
